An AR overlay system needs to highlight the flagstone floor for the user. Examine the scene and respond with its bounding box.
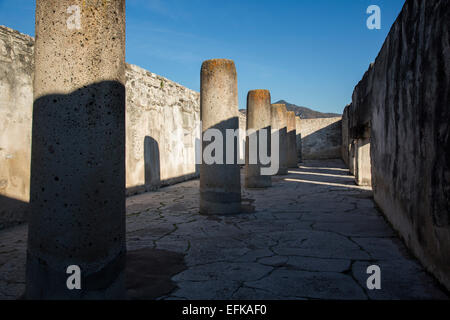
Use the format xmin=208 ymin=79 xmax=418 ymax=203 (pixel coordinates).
xmin=1 ymin=160 xmax=448 ymax=299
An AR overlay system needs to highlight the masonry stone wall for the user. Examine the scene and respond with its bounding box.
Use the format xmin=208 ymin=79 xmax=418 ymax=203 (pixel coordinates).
xmin=0 ymin=26 xmax=203 ymax=227
xmin=0 ymin=26 xmax=34 ymax=229
xmin=343 ymin=0 xmax=450 ymax=290
xmin=346 ymin=62 xmax=373 ymax=187
xmin=299 ymin=117 xmax=342 ymax=160
xmin=125 ymin=64 xmax=200 ymax=195
xmin=341 ymin=105 xmax=350 ymax=166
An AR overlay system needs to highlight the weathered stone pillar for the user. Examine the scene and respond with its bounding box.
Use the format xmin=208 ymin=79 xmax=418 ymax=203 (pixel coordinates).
xmin=27 ymin=0 xmax=126 ymax=299
xmin=200 ymin=59 xmax=241 ymax=214
xmin=287 ymin=111 xmax=298 ymax=168
xmin=295 ymin=116 xmax=302 ymax=163
xmin=271 ymin=104 xmax=288 ymax=175
xmin=245 ymin=90 xmax=272 ymax=188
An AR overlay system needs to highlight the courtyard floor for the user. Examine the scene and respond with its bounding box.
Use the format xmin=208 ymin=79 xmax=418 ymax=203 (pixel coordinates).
xmin=0 ymin=160 xmax=448 ymax=299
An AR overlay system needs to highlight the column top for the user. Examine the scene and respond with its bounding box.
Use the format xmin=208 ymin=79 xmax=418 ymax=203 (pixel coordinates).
xmin=201 ymin=59 xmax=236 ymax=74
xmin=248 ymin=89 xmax=271 ymax=101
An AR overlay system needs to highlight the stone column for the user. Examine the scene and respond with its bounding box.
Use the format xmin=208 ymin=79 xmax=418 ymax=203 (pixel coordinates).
xmin=287 ymin=111 xmax=298 ymax=168
xmin=245 ymin=90 xmax=272 ymax=188
xmin=27 ymin=0 xmax=126 ymax=299
xmin=271 ymin=104 xmax=288 ymax=175
xmin=295 ymin=116 xmax=303 ymax=163
xmin=200 ymin=59 xmax=241 ymax=214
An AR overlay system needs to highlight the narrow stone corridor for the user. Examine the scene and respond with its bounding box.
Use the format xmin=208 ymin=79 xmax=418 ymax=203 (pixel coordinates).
xmin=1 ymin=160 xmax=447 ymax=300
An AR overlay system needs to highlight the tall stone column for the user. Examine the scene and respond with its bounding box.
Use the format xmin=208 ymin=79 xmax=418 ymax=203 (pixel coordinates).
xmin=295 ymin=116 xmax=303 ymax=163
xmin=245 ymin=90 xmax=272 ymax=188
xmin=287 ymin=111 xmax=298 ymax=168
xmin=200 ymin=59 xmax=241 ymax=214
xmin=271 ymin=104 xmax=288 ymax=175
xmin=27 ymin=0 xmax=126 ymax=299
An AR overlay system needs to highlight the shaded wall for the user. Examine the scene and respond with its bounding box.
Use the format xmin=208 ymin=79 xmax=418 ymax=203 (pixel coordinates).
xmin=341 ymin=105 xmax=350 ymax=166
xmin=299 ymin=117 xmax=342 ymax=160
xmin=343 ymin=0 xmax=450 ymax=290
xmin=347 ymin=62 xmax=374 ymax=187
xmin=295 ymin=117 xmax=302 ymax=163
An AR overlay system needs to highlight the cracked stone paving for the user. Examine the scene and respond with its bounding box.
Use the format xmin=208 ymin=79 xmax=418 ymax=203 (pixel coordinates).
xmin=1 ymin=160 xmax=448 ymax=300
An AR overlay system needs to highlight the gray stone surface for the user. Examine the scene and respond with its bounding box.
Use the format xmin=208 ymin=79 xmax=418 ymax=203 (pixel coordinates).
xmin=286 ymin=111 xmax=298 ymax=168
xmin=343 ymin=0 xmax=450 ymax=291
xmin=299 ymin=117 xmax=342 ymax=160
xmin=0 ymin=26 xmax=204 ymax=227
xmin=341 ymin=105 xmax=350 ymax=166
xmin=245 ymin=90 xmax=272 ymax=188
xmin=125 ymin=64 xmax=200 ymax=195
xmin=0 ymin=160 xmax=447 ymax=300
xmin=295 ymin=116 xmax=303 ymax=163
xmin=355 ymin=136 xmax=371 ymax=186
xmin=245 ymin=269 xmax=367 ymax=300
xmin=26 ymin=0 xmax=126 ymax=299
xmin=200 ymin=59 xmax=241 ymax=215
xmin=0 ymin=26 xmax=34 ymax=229
xmin=271 ymin=104 xmax=288 ymax=175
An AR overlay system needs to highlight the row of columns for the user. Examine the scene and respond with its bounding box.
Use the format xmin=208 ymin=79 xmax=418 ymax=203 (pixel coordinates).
xmin=26 ymin=1 xmax=301 ymax=299
xmin=199 ymin=59 xmax=301 ymax=215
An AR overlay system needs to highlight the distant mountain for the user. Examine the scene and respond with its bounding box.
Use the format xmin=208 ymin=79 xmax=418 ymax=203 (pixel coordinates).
xmin=273 ymin=100 xmax=341 ymax=119
xmin=239 ymin=100 xmax=341 ymax=119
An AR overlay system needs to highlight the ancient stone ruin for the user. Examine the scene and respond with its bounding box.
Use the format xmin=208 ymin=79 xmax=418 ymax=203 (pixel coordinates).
xmin=199 ymin=59 xmax=241 ymax=215
xmin=341 ymin=0 xmax=450 ymax=291
xmin=244 ymin=90 xmax=272 ymax=189
xmin=0 ymin=0 xmax=448 ymax=300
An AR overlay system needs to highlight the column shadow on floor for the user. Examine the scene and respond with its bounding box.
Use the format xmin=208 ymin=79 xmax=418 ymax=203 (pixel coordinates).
xmin=126 ymin=247 xmax=187 ymax=300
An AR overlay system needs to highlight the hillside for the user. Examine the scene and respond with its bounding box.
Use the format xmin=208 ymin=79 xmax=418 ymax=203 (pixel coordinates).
xmin=273 ymin=100 xmax=341 ymax=119
xmin=239 ymin=100 xmax=341 ymax=119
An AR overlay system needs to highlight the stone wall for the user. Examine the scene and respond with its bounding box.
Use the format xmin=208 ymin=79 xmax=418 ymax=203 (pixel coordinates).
xmin=341 ymin=105 xmax=350 ymax=166
xmin=0 ymin=26 xmax=34 ymax=229
xmin=355 ymin=137 xmax=371 ymax=186
xmin=346 ymin=62 xmax=374 ymax=187
xmin=0 ymin=26 xmax=202 ymax=227
xmin=343 ymin=0 xmax=450 ymax=290
xmin=295 ymin=116 xmax=302 ymax=162
xmin=125 ymin=64 xmax=200 ymax=195
xmin=298 ymin=117 xmax=342 ymax=160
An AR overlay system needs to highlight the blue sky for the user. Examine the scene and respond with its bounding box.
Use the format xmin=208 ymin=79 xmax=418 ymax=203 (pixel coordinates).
xmin=0 ymin=0 xmax=405 ymax=114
